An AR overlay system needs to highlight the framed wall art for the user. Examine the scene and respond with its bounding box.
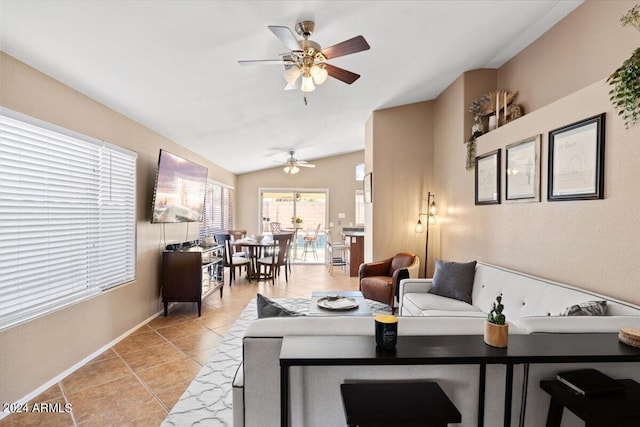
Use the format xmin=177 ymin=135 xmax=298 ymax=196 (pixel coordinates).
xmin=548 ymin=113 xmax=605 ymax=201
xmin=505 ymin=135 xmax=541 ymax=202
xmin=363 ymin=172 xmax=372 ymax=203
xmin=475 ymin=149 xmax=501 ymax=205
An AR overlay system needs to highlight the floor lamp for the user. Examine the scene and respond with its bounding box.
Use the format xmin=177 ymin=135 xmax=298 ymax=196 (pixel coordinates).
xmin=415 ymin=192 xmax=437 ymax=278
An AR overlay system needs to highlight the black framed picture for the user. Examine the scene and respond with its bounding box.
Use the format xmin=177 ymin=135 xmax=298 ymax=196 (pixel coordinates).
xmin=505 ymin=135 xmax=541 ymax=203
xmin=475 ymin=149 xmax=501 ymax=205
xmin=363 ymin=172 xmax=372 ymax=203
xmin=548 ymin=113 xmax=605 ymax=201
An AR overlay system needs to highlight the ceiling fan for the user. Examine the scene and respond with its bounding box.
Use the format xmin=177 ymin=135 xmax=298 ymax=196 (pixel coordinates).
xmin=279 ymin=151 xmax=316 ymax=175
xmin=238 ymin=20 xmax=370 ymax=94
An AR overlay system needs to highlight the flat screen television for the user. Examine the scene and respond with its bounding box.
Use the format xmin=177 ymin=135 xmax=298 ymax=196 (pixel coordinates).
xmin=151 ymin=149 xmax=208 ymax=223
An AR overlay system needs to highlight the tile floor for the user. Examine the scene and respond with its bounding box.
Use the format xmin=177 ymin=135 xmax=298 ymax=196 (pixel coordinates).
xmin=0 ymin=264 xmax=357 ymax=427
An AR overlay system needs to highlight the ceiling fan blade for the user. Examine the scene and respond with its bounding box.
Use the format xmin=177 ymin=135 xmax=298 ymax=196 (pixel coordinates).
xmin=238 ymin=59 xmax=292 ymax=66
xmin=321 ymin=35 xmax=370 ymax=59
xmin=298 ymin=163 xmax=315 ymax=168
xmin=268 ymin=26 xmax=300 ymax=51
xmin=325 ymin=63 xmax=361 ymax=84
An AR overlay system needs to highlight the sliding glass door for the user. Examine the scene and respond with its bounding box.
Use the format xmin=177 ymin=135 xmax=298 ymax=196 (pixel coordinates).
xmin=260 ymin=189 xmax=327 ymax=264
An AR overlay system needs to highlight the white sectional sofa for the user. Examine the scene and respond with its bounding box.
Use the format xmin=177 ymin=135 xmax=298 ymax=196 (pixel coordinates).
xmin=400 ymin=262 xmax=640 ymax=327
xmin=234 ymin=262 xmax=640 ymax=427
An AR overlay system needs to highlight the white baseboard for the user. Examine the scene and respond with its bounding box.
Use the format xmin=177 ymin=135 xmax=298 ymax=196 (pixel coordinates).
xmin=0 ymin=308 xmax=165 ymax=419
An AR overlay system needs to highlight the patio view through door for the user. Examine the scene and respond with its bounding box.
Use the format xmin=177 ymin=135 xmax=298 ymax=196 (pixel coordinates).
xmin=260 ymin=189 xmax=327 ymax=264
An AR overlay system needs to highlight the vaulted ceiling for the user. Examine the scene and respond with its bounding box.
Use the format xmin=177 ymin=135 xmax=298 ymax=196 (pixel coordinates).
xmin=0 ymin=1 xmax=582 ymax=173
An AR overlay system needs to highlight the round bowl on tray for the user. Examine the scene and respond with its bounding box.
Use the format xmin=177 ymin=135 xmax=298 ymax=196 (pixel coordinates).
xmin=316 ymin=296 xmax=359 ymax=311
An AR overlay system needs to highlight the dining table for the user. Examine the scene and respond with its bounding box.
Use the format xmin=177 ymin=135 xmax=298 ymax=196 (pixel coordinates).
xmin=231 ymin=237 xmax=277 ymax=280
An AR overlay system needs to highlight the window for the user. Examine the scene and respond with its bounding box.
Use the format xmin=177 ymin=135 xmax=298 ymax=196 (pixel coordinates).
xmin=355 ymin=164 xmax=365 ymax=225
xmin=355 ymin=163 xmax=365 ymax=181
xmin=0 ymin=108 xmax=137 ymax=331
xmin=200 ymin=180 xmax=234 ymax=238
xmin=355 ymin=189 xmax=365 ymax=225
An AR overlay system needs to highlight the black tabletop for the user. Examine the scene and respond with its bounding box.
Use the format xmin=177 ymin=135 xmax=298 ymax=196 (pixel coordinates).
xmin=280 ymin=334 xmax=640 ymax=366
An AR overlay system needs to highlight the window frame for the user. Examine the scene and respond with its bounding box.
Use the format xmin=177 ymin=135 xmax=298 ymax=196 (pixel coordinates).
xmin=0 ymin=108 xmax=137 ymax=331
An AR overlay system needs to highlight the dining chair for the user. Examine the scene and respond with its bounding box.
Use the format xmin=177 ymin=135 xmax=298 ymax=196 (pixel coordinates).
xmin=256 ymin=234 xmax=291 ymax=284
xmin=269 ymin=222 xmax=282 ymax=233
xmin=229 ymin=230 xmax=248 ymax=257
xmin=215 ymin=233 xmax=251 ymax=285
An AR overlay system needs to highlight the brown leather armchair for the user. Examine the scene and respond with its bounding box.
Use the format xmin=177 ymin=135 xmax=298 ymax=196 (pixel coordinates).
xmin=359 ymin=252 xmax=420 ymax=309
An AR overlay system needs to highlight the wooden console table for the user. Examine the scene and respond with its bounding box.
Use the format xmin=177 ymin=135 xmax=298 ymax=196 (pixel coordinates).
xmin=279 ymin=334 xmax=640 ymax=427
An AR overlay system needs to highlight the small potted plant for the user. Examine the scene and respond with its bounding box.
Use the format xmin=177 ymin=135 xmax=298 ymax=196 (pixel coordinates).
xmin=484 ymin=293 xmax=508 ymax=348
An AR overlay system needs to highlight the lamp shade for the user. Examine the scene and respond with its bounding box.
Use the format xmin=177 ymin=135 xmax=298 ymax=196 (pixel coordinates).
xmin=429 ymin=200 xmax=437 ymax=216
xmin=283 ymin=66 xmax=301 ymax=85
xmin=310 ymin=64 xmax=328 ymax=85
xmin=300 ymin=75 xmax=316 ymax=92
xmin=415 ymin=219 xmax=424 ymax=233
xmin=283 ymin=165 xmax=300 ymax=175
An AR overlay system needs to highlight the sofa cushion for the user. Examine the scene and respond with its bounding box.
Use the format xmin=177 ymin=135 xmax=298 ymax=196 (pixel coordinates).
xmin=418 ymin=310 xmax=487 ymax=318
xmin=562 ymin=300 xmax=607 ymax=316
xmin=361 ymin=276 xmax=393 ymax=287
xmin=428 ymin=259 xmax=477 ymax=304
xmin=514 ymin=315 xmax=640 ymax=334
xmin=257 ymin=294 xmax=302 ymax=318
xmin=404 ymin=292 xmax=481 ymax=313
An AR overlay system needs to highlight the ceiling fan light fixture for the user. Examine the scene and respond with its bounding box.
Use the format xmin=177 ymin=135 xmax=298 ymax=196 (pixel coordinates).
xmin=310 ymin=64 xmax=328 ymax=85
xmin=283 ymin=165 xmax=300 ymax=174
xmin=300 ymin=74 xmax=315 ymax=92
xmin=283 ymin=66 xmax=301 ymax=85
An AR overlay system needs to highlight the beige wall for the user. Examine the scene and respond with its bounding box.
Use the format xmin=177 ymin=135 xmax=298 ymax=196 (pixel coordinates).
xmin=436 ymin=78 xmax=640 ymax=306
xmin=369 ymin=101 xmax=434 ymax=272
xmin=0 ymin=52 xmax=235 ymax=403
xmin=432 ymin=0 xmax=640 ymax=305
xmin=498 ymin=0 xmax=639 ymax=114
xmin=235 ymin=151 xmax=364 ymax=235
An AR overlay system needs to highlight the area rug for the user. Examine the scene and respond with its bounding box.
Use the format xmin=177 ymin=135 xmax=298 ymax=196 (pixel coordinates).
xmin=161 ymin=297 xmax=391 ymax=427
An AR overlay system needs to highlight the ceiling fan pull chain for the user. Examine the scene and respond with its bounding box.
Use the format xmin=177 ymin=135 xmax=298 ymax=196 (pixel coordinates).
xmin=304 ymin=96 xmax=308 ymax=106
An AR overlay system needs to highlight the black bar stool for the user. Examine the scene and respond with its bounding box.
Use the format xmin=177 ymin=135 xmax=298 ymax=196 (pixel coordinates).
xmin=341 ymin=382 xmax=461 ymax=427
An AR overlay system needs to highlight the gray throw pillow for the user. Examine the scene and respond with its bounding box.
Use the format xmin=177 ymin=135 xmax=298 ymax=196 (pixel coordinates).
xmin=256 ymin=294 xmax=302 ymax=318
xmin=428 ymin=259 xmax=477 ymax=304
xmin=562 ymin=300 xmax=607 ymax=316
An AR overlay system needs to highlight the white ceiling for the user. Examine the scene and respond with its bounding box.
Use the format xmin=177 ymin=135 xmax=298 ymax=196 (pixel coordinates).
xmin=0 ymin=0 xmax=582 ymax=174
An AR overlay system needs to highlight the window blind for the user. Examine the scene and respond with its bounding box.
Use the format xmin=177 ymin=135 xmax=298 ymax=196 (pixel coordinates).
xmin=200 ymin=180 xmax=233 ymax=239
xmin=0 ymin=108 xmax=137 ymax=331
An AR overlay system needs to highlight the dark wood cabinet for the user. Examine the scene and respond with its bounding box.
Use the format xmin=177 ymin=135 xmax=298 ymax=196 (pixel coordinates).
xmin=342 ymin=232 xmax=364 ymax=277
xmin=162 ymin=245 xmax=223 ymax=316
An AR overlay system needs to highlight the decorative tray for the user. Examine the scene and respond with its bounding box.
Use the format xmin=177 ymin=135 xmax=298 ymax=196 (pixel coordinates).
xmin=317 ymin=296 xmax=359 ymax=311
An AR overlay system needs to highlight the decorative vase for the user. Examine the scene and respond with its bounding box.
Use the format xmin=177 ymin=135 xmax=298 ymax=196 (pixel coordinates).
xmin=484 ymin=320 xmax=508 ymax=348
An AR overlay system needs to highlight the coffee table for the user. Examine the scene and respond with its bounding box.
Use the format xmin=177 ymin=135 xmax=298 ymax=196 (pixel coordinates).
xmin=308 ymin=291 xmax=372 ymax=316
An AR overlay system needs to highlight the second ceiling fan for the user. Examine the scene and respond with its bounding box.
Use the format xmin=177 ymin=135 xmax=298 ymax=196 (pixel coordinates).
xmin=280 ymin=151 xmax=315 ymax=175
xmin=239 ymin=20 xmax=370 ymax=93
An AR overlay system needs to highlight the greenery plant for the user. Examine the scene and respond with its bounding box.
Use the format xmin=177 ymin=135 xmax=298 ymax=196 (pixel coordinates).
xmin=487 ymin=293 xmax=506 ymax=325
xmin=608 ymin=48 xmax=640 ymax=128
xmin=465 ymin=129 xmax=483 ymax=170
xmin=607 ymin=5 xmax=640 ymax=129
